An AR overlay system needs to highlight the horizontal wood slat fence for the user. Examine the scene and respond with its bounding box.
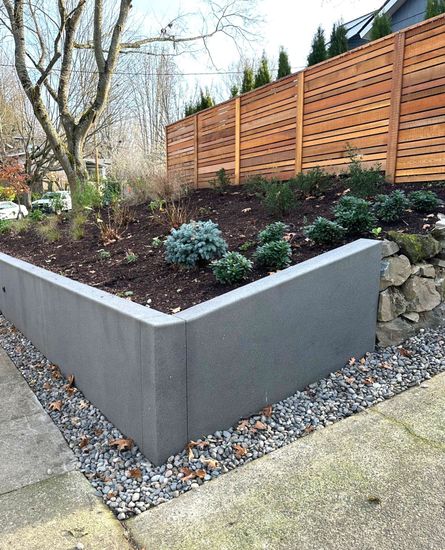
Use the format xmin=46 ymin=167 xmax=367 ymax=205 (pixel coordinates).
xmin=166 ymin=15 xmax=445 ymax=187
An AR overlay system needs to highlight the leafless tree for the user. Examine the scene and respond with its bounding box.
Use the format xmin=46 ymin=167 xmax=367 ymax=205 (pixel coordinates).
xmin=0 ymin=0 xmax=258 ymax=199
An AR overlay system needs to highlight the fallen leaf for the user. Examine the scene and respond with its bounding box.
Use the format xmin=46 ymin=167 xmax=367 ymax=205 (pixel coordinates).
xmin=42 ymin=382 xmax=52 ymax=391
xmin=51 ymin=368 xmax=61 ymax=380
xmin=195 ymin=469 xmax=206 ymax=480
xmin=233 ymin=444 xmax=247 ymax=459
xmin=109 ymin=438 xmax=134 ymax=451
xmin=66 ymin=374 xmax=75 ymax=388
xmin=399 ymin=348 xmax=412 ymax=357
xmin=262 ymin=405 xmax=273 ymax=417
xmin=79 ymin=435 xmax=89 ymax=449
xmin=79 ymin=400 xmax=89 ymax=409
xmin=344 ymin=376 xmax=355 ymax=384
xmin=65 ymin=386 xmax=76 ymax=396
xmin=360 ymin=357 xmax=367 ymax=365
xmin=128 ymin=468 xmax=142 ymax=479
xmin=364 ymin=377 xmax=376 ymax=385
xmin=254 ymin=420 xmax=267 ymax=430
xmin=381 ymin=362 xmax=392 ymax=370
xmin=202 ymin=458 xmax=219 ymax=469
xmin=237 ymin=419 xmax=250 ymax=431
xmin=49 ymin=400 xmax=62 ymax=412
xmin=180 ymin=467 xmax=196 ymax=481
xmin=94 ymin=428 xmax=103 ymax=436
xmin=304 ymin=425 xmax=315 ymax=433
xmin=348 ymin=357 xmax=356 ymax=366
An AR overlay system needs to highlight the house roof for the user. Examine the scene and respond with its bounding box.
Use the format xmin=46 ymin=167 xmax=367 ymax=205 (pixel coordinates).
xmin=344 ymin=0 xmax=409 ymax=40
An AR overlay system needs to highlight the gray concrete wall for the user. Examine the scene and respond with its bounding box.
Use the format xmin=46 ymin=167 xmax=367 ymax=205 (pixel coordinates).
xmin=0 ymin=254 xmax=187 ymax=465
xmin=177 ymin=239 xmax=381 ymax=440
xmin=0 ymin=239 xmax=381 ymax=464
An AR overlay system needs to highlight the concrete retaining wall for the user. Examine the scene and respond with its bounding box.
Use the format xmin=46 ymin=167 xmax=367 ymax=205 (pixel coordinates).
xmin=0 ymin=239 xmax=381 ymax=464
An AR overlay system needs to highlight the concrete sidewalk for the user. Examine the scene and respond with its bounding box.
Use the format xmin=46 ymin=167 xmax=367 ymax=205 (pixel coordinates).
xmin=127 ymin=373 xmax=445 ymax=550
xmin=0 ymin=347 xmax=132 ymax=550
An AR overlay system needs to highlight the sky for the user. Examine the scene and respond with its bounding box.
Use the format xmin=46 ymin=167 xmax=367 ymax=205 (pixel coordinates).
xmin=131 ymin=0 xmax=382 ymax=97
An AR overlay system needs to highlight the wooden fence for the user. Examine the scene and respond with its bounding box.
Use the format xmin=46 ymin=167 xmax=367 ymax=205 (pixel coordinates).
xmin=166 ymin=14 xmax=445 ymax=187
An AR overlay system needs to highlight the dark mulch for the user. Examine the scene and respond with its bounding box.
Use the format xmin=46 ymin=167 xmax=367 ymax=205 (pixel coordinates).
xmin=1 ymin=180 xmax=444 ymax=314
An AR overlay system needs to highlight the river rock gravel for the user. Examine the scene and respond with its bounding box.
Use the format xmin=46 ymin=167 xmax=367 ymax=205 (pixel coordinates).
xmin=0 ymin=313 xmax=444 ymax=519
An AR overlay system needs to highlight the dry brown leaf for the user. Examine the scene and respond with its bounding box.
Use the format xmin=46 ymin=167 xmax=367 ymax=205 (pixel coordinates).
xmin=65 ymin=386 xmax=76 ymax=396
xmin=304 ymin=425 xmax=315 ymax=433
xmin=51 ymin=368 xmax=61 ymax=380
xmin=94 ymin=428 xmax=103 ymax=436
xmin=109 ymin=438 xmax=134 ymax=451
xmin=381 ymin=362 xmax=392 ymax=370
xmin=42 ymin=382 xmax=52 ymax=391
xmin=262 ymin=405 xmax=273 ymax=418
xmin=233 ymin=444 xmax=247 ymax=459
xmin=128 ymin=468 xmax=142 ymax=479
xmin=66 ymin=374 xmax=75 ymax=388
xmin=237 ymin=419 xmax=250 ymax=431
xmin=364 ymin=377 xmax=376 ymax=385
xmin=254 ymin=420 xmax=267 ymax=431
xmin=399 ymin=348 xmax=412 ymax=358
xmin=202 ymin=458 xmax=219 ymax=469
xmin=180 ymin=467 xmax=196 ymax=481
xmin=79 ymin=435 xmax=89 ymax=449
xmin=79 ymin=400 xmax=89 ymax=409
xmin=195 ymin=469 xmax=206 ymax=480
xmin=360 ymin=357 xmax=367 ymax=365
xmin=348 ymin=357 xmax=356 ymax=366
xmin=345 ymin=376 xmax=355 ymax=384
xmin=49 ymin=400 xmax=62 ymax=412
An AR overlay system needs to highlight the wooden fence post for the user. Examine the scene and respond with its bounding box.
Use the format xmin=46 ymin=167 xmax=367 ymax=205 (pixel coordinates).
xmin=386 ymin=32 xmax=405 ymax=184
xmin=235 ymin=96 xmax=241 ymax=185
xmin=295 ymin=71 xmax=305 ymax=175
xmin=194 ymin=114 xmax=199 ymax=188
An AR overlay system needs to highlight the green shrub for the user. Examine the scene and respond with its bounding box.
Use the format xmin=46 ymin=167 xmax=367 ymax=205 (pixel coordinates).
xmin=258 ymin=222 xmax=289 ymax=244
xmin=304 ymin=217 xmax=346 ymax=245
xmin=408 ymin=190 xmax=440 ymax=213
xmin=72 ymin=181 xmax=102 ymax=210
xmin=0 ymin=220 xmax=12 ymax=234
xmin=333 ymin=196 xmax=376 ymax=235
xmin=345 ymin=151 xmax=385 ymax=198
xmin=36 ymin=215 xmax=60 ymax=242
xmin=164 ymin=220 xmax=228 ymax=268
xmin=255 ymin=240 xmax=292 ymax=270
xmin=210 ymin=168 xmax=231 ymax=193
xmin=30 ymin=209 xmax=45 ymax=222
xmin=125 ymin=250 xmax=138 ymax=263
xmin=262 ymin=181 xmax=297 ymax=215
xmin=291 ymin=167 xmax=331 ymax=197
xmin=238 ymin=240 xmax=255 ymax=252
xmin=98 ymin=249 xmax=111 ymax=260
xmin=374 ymin=190 xmax=409 ymax=222
xmin=211 ymin=252 xmax=253 ymax=284
xmin=244 ymin=174 xmax=269 ymax=195
xmin=152 ymin=236 xmax=164 ymax=248
xmin=102 ymin=179 xmax=121 ymax=206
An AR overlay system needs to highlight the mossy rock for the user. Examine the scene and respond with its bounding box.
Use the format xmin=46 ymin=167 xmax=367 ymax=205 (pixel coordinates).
xmin=387 ymin=231 xmax=441 ymax=264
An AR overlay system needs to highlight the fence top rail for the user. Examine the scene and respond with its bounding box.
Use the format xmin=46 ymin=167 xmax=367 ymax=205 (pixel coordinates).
xmin=165 ymin=12 xmax=445 ymax=130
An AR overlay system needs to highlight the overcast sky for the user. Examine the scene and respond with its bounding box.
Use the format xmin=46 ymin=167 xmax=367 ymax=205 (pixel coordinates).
xmin=131 ymin=0 xmax=381 ymax=96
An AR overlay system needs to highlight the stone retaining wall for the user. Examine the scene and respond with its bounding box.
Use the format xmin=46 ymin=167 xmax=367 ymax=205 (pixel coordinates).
xmin=377 ymin=221 xmax=445 ymax=347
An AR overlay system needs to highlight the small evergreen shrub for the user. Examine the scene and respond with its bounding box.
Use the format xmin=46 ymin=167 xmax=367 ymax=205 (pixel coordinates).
xmin=125 ymin=250 xmax=138 ymax=263
xmin=291 ymin=167 xmax=331 ymax=197
xmin=345 ymin=151 xmax=385 ymax=197
xmin=0 ymin=220 xmax=12 ymax=234
xmin=262 ymin=181 xmax=296 ymax=215
xmin=244 ymin=174 xmax=269 ymax=195
xmin=211 ymin=252 xmax=253 ymax=284
xmin=304 ymin=217 xmax=346 ymax=245
xmin=333 ymin=196 xmax=376 ymax=235
xmin=255 ymin=240 xmax=292 ymax=270
xmin=374 ymin=190 xmax=409 ymax=222
xmin=98 ymin=249 xmax=111 ymax=260
xmin=408 ymin=190 xmax=440 ymax=213
xmin=210 ymin=168 xmax=231 ymax=193
xmin=164 ymin=220 xmax=228 ymax=268
xmin=258 ymin=222 xmax=289 ymax=244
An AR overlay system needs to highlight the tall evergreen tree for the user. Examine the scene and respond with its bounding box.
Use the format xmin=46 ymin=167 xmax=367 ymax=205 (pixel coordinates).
xmin=241 ymin=66 xmax=255 ymax=93
xmin=425 ymin=0 xmax=445 ymax=19
xmin=230 ymin=85 xmax=240 ymax=98
xmin=307 ymin=27 xmax=328 ymax=66
xmin=184 ymin=88 xmax=215 ymax=117
xmin=370 ymin=13 xmax=392 ymax=41
xmin=328 ymin=22 xmax=348 ymax=58
xmin=254 ymin=53 xmax=272 ymax=88
xmin=277 ymin=47 xmax=291 ymax=79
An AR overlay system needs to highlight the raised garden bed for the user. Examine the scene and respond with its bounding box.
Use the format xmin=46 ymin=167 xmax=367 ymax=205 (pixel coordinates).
xmin=0 ymin=179 xmax=444 ymax=314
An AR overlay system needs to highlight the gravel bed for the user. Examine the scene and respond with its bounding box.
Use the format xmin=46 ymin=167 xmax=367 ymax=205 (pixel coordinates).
xmin=1 ymin=313 xmax=444 ymax=520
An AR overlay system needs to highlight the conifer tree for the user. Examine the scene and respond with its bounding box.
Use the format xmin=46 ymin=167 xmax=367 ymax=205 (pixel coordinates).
xmin=241 ymin=66 xmax=255 ymax=93
xmin=230 ymin=85 xmax=240 ymax=98
xmin=328 ymin=22 xmax=348 ymax=58
xmin=184 ymin=89 xmax=215 ymax=117
xmin=370 ymin=13 xmax=392 ymax=41
xmin=307 ymin=27 xmax=327 ymax=66
xmin=425 ymin=0 xmax=445 ymax=19
xmin=254 ymin=53 xmax=272 ymax=88
xmin=277 ymin=47 xmax=291 ymax=79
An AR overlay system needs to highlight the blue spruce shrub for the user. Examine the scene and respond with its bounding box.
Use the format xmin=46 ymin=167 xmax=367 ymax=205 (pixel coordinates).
xmin=164 ymin=220 xmax=228 ymax=268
